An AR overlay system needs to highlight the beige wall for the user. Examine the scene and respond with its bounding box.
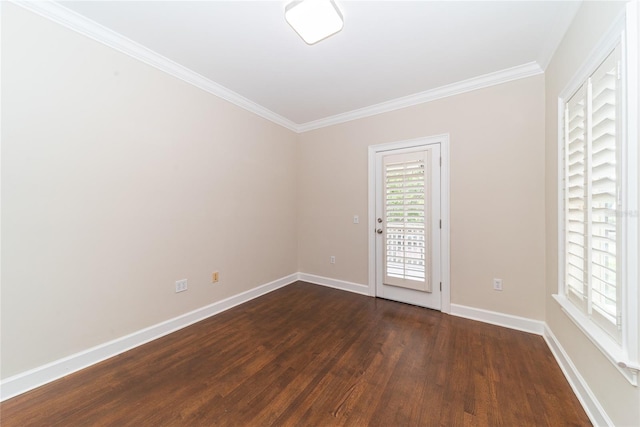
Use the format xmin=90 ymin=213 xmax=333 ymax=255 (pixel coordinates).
xmin=544 ymin=1 xmax=640 ymax=426
xmin=1 ymin=4 xmax=298 ymax=377
xmin=298 ymin=75 xmax=546 ymax=320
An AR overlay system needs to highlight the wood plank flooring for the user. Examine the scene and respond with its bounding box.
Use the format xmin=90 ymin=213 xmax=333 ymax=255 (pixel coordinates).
xmin=1 ymin=281 xmax=591 ymax=426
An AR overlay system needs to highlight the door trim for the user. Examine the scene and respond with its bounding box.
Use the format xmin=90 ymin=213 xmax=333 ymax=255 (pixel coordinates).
xmin=368 ymin=135 xmax=450 ymax=313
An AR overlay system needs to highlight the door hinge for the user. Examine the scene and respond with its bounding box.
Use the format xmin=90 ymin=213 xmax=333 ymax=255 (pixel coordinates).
xmin=439 ymin=219 xmax=442 ymax=229
xmin=617 ymin=314 xmax=623 ymax=330
xmin=440 ymin=282 xmax=442 ymax=291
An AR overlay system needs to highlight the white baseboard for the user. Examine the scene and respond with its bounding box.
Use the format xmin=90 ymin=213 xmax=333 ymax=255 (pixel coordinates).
xmin=297 ymin=273 xmax=371 ymax=296
xmin=0 ymin=273 xmax=298 ymax=402
xmin=449 ymin=304 xmax=613 ymax=424
xmin=1 ymin=272 xmax=612 ymax=427
xmin=543 ymin=325 xmax=613 ymax=427
xmin=450 ymin=303 xmax=545 ymax=335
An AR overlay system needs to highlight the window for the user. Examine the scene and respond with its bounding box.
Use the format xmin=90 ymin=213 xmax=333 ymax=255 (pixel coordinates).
xmin=555 ymin=7 xmax=638 ymax=386
xmin=383 ymin=151 xmax=430 ymax=289
xmin=563 ymin=47 xmax=622 ymax=341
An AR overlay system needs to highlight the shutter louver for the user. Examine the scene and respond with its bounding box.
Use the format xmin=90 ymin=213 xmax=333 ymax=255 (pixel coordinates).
xmin=565 ymin=85 xmax=587 ymax=303
xmin=589 ymin=52 xmax=619 ymax=326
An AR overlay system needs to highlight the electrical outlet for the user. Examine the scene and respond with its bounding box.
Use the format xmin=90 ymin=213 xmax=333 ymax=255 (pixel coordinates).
xmin=330 ymin=256 xmax=336 ymax=264
xmin=175 ymin=279 xmax=188 ymax=293
xmin=212 ymin=271 xmax=219 ymax=283
xmin=493 ymin=278 xmax=503 ymax=291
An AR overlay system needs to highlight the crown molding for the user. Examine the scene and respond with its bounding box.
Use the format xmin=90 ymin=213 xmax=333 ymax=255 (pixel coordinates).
xmin=14 ymin=1 xmax=544 ymax=134
xmin=12 ymin=0 xmax=300 ymax=132
xmin=296 ymin=61 xmax=543 ymax=132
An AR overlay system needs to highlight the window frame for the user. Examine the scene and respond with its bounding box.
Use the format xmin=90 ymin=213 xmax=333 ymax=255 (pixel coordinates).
xmin=554 ymin=4 xmax=639 ymax=386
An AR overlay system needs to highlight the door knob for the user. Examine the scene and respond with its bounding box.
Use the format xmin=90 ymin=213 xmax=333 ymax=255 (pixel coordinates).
xmin=376 ymin=228 xmax=383 ymax=234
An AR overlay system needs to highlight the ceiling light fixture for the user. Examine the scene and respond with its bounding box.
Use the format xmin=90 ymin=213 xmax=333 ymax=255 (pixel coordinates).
xmin=285 ymin=0 xmax=344 ymax=45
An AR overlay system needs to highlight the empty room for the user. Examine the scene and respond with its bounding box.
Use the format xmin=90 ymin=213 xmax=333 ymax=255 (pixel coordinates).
xmin=1 ymin=0 xmax=639 ymax=425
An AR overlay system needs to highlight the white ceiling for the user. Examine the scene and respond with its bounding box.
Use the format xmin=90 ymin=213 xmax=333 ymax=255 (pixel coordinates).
xmin=57 ymin=0 xmax=581 ymax=128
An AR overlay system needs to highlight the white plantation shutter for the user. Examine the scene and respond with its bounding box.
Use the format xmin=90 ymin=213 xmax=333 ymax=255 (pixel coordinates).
xmin=563 ymin=46 xmax=622 ymax=342
xmin=556 ymin=17 xmax=640 ymax=384
xmin=565 ymin=84 xmax=587 ymax=307
xmin=383 ymin=151 xmax=431 ymax=292
xmin=589 ymin=50 xmax=621 ymax=335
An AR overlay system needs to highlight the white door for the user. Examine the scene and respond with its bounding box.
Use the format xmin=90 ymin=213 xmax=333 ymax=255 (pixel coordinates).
xmin=375 ymin=144 xmax=441 ymax=310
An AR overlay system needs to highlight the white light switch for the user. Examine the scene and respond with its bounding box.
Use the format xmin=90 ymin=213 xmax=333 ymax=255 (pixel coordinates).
xmin=353 ymin=215 xmax=359 ymax=224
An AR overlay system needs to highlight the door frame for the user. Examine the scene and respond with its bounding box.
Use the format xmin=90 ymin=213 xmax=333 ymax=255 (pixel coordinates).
xmin=367 ymin=134 xmax=451 ymax=313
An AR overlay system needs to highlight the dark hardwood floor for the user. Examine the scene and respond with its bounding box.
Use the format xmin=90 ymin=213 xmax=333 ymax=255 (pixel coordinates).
xmin=1 ymin=281 xmax=590 ymax=426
